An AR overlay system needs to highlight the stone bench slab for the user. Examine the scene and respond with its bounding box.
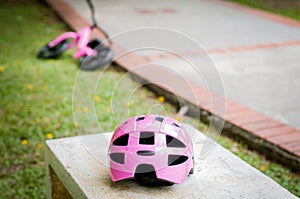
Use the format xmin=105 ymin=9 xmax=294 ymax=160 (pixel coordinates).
xmin=45 ymin=124 xmax=296 ymax=199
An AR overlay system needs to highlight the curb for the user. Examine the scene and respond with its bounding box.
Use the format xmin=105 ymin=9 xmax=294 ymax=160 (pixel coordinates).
xmin=44 ymin=0 xmax=300 ymax=170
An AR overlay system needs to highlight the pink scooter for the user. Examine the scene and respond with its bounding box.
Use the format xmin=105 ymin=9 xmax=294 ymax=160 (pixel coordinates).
xmin=37 ymin=26 xmax=113 ymax=70
xmin=38 ymin=0 xmax=112 ymax=70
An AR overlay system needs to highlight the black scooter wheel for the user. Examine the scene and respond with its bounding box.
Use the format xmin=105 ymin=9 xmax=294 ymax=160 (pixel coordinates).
xmin=79 ymin=38 xmax=113 ymax=71
xmin=37 ymin=39 xmax=69 ymax=59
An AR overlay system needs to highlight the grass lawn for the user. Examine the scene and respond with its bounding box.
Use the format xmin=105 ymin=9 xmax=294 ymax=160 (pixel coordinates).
xmin=0 ymin=0 xmax=299 ymax=198
xmin=228 ymin=0 xmax=300 ymax=21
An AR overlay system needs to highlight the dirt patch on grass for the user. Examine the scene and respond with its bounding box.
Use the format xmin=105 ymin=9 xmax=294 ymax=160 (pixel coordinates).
xmin=229 ymin=0 xmax=300 ymax=20
xmin=264 ymin=0 xmax=300 ymax=9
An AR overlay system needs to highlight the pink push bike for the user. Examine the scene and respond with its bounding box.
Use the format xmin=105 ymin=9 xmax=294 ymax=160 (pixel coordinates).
xmin=38 ymin=0 xmax=112 ymax=70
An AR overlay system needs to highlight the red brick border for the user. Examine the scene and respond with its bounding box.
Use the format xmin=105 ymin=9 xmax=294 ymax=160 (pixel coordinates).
xmin=44 ymin=0 xmax=300 ymax=170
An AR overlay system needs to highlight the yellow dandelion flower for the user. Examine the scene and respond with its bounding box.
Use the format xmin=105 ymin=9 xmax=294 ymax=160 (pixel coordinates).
xmin=158 ymin=96 xmax=165 ymax=103
xmin=36 ymin=118 xmax=41 ymax=123
xmin=175 ymin=117 xmax=182 ymax=122
xmin=21 ymin=139 xmax=28 ymax=145
xmin=27 ymin=84 xmax=33 ymax=90
xmin=260 ymin=165 xmax=267 ymax=172
xmin=0 ymin=66 xmax=5 ymax=73
xmin=50 ymin=59 xmax=55 ymax=63
xmin=37 ymin=143 xmax=43 ymax=149
xmin=74 ymin=122 xmax=79 ymax=127
xmin=94 ymin=96 xmax=100 ymax=102
xmin=44 ymin=117 xmax=50 ymax=125
xmin=46 ymin=133 xmax=54 ymax=139
xmin=105 ymin=107 xmax=110 ymax=112
xmin=83 ymin=107 xmax=89 ymax=113
xmin=125 ymin=101 xmax=130 ymax=107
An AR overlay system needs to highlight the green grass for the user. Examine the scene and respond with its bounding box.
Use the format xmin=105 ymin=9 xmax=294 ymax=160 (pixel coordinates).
xmin=0 ymin=1 xmax=299 ymax=198
xmin=228 ymin=0 xmax=300 ymax=21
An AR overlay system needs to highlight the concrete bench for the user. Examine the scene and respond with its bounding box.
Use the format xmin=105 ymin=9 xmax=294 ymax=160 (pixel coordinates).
xmin=45 ymin=124 xmax=297 ymax=199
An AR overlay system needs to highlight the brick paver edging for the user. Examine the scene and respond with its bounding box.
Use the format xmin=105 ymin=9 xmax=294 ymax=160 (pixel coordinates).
xmin=44 ymin=0 xmax=300 ymax=170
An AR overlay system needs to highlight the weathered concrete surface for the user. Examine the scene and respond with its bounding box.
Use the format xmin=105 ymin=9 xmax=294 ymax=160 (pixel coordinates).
xmin=45 ymin=126 xmax=297 ymax=199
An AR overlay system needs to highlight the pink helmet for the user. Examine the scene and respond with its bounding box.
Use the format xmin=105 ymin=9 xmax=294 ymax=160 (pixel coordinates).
xmin=108 ymin=114 xmax=194 ymax=186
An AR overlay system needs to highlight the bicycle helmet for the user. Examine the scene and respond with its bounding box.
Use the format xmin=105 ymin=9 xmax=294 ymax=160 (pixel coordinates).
xmin=108 ymin=114 xmax=194 ymax=186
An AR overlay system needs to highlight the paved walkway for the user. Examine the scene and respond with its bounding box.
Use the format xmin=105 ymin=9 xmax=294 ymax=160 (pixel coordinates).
xmin=45 ymin=0 xmax=300 ymax=169
xmin=65 ymin=0 xmax=300 ymax=130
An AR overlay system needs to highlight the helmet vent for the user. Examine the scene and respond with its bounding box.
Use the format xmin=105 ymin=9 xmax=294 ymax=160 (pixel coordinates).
xmin=172 ymin=122 xmax=180 ymax=128
xmin=110 ymin=153 xmax=125 ymax=164
xmin=166 ymin=135 xmax=185 ymax=148
xmin=137 ymin=150 xmax=155 ymax=156
xmin=136 ymin=116 xmax=145 ymax=121
xmin=113 ymin=134 xmax=129 ymax=146
xmin=155 ymin=117 xmax=164 ymax=122
xmin=168 ymin=155 xmax=188 ymax=166
xmin=139 ymin=131 xmax=155 ymax=145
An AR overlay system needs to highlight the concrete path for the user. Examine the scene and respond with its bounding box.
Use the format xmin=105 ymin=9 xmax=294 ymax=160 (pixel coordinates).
xmin=65 ymin=0 xmax=300 ymax=130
